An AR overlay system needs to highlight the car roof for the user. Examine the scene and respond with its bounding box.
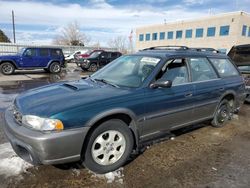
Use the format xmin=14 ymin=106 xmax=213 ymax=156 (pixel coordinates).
xmin=136 ymin=46 xmax=228 ymax=59
xmin=26 ymin=47 xmax=62 ymax=50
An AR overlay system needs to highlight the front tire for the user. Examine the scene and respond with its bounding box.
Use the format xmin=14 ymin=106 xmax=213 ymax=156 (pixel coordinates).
xmin=82 ymin=119 xmax=134 ymax=174
xmin=88 ymin=63 xmax=98 ymax=72
xmin=0 ymin=62 xmax=15 ymax=75
xmin=211 ymin=99 xmax=233 ymax=127
xmin=49 ymin=62 xmax=61 ymax=74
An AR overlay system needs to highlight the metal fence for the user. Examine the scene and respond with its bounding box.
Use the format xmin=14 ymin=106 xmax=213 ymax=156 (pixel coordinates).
xmin=0 ymin=42 xmax=116 ymax=56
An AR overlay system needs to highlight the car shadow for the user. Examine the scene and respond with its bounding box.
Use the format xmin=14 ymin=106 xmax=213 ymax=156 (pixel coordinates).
xmin=53 ymin=123 xmax=209 ymax=172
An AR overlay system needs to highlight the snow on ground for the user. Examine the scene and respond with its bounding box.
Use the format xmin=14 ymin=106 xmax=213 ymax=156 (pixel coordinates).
xmin=0 ymin=142 xmax=32 ymax=177
xmin=90 ymin=168 xmax=124 ymax=184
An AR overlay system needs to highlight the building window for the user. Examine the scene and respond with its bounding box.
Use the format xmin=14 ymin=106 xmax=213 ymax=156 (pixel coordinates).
xmin=220 ymin=25 xmax=230 ymax=36
xmin=185 ymin=29 xmax=192 ymax=38
xmin=207 ymin=27 xmax=216 ymax=37
xmin=176 ymin=30 xmax=182 ymax=39
xmin=167 ymin=31 xmax=173 ymax=39
xmin=248 ymin=27 xmax=250 ymax=37
xmin=196 ymin=28 xmax=203 ymax=38
xmin=160 ymin=32 xmax=165 ymax=40
xmin=152 ymin=33 xmax=158 ymax=40
xmin=146 ymin=33 xmax=150 ymax=41
xmin=139 ymin=34 xmax=144 ymax=41
xmin=242 ymin=25 xmax=247 ymax=36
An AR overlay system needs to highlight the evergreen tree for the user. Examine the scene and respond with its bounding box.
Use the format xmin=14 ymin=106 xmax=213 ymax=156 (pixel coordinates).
xmin=0 ymin=30 xmax=11 ymax=43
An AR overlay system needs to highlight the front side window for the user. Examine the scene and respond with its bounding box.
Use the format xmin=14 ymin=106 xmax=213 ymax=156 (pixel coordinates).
xmin=207 ymin=27 xmax=216 ymax=37
xmin=196 ymin=28 xmax=203 ymax=38
xmin=209 ymin=58 xmax=239 ymax=77
xmin=220 ymin=25 xmax=230 ymax=36
xmin=188 ymin=58 xmax=218 ymax=82
xmin=156 ymin=59 xmax=189 ymax=86
xmin=176 ymin=30 xmax=182 ymax=39
xmin=91 ymin=55 xmax=161 ymax=88
xmin=24 ymin=48 xmax=36 ymax=57
xmin=185 ymin=29 xmax=192 ymax=38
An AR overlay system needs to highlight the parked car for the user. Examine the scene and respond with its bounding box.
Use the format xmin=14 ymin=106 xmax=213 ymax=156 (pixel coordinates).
xmin=0 ymin=47 xmax=65 ymax=75
xmin=228 ymin=44 xmax=250 ymax=103
xmin=3 ymin=46 xmax=246 ymax=174
xmin=77 ymin=49 xmax=104 ymax=59
xmin=76 ymin=51 xmax=122 ymax=72
xmin=65 ymin=50 xmax=88 ymax=63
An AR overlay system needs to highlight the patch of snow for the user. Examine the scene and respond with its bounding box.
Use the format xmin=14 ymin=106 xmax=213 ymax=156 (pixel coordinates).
xmin=212 ymin=167 xmax=217 ymax=171
xmin=72 ymin=168 xmax=81 ymax=176
xmin=90 ymin=167 xmax=124 ymax=184
xmin=232 ymin=114 xmax=239 ymax=120
xmin=0 ymin=143 xmax=32 ymax=177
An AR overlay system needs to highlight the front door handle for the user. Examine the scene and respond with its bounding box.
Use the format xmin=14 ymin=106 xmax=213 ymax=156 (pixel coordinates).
xmin=185 ymin=93 xmax=193 ymax=97
xmin=219 ymin=87 xmax=224 ymax=91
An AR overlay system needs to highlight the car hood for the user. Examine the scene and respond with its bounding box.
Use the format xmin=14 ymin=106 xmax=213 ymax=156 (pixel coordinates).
xmin=0 ymin=55 xmax=19 ymax=60
xmin=14 ymin=79 xmax=131 ymax=117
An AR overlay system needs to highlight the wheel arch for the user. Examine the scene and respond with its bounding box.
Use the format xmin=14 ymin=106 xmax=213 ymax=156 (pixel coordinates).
xmin=0 ymin=60 xmax=18 ymax=69
xmin=81 ymin=108 xmax=140 ymax=156
xmin=46 ymin=60 xmax=61 ymax=68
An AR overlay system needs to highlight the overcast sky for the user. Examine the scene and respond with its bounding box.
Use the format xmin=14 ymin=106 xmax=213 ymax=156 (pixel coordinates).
xmin=0 ymin=0 xmax=249 ymax=46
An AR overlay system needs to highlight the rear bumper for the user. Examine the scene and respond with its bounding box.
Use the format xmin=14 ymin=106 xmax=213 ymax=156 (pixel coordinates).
xmin=3 ymin=108 xmax=90 ymax=165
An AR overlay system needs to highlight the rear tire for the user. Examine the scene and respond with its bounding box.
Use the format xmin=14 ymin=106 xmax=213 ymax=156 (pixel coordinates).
xmin=0 ymin=62 xmax=15 ymax=75
xmin=82 ymin=119 xmax=134 ymax=174
xmin=211 ymin=99 xmax=233 ymax=128
xmin=49 ymin=62 xmax=61 ymax=74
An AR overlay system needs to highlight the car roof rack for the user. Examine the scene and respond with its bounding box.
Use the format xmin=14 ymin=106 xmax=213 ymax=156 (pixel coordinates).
xmin=190 ymin=48 xmax=220 ymax=53
xmin=142 ymin=45 xmax=189 ymax=51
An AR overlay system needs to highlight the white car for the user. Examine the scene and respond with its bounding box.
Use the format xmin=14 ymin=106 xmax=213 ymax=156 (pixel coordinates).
xmin=65 ymin=50 xmax=89 ymax=62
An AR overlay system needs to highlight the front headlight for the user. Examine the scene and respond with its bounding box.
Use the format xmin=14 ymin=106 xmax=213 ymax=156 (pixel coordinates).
xmin=22 ymin=115 xmax=64 ymax=131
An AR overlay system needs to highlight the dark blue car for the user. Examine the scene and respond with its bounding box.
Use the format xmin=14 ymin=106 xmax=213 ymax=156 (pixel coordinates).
xmin=0 ymin=47 xmax=65 ymax=75
xmin=3 ymin=46 xmax=246 ymax=174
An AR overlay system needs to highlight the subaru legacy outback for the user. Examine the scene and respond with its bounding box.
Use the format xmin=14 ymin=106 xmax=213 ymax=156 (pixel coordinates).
xmin=3 ymin=46 xmax=246 ymax=174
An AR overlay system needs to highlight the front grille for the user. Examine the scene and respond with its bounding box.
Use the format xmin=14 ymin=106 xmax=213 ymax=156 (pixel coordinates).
xmin=13 ymin=106 xmax=23 ymax=125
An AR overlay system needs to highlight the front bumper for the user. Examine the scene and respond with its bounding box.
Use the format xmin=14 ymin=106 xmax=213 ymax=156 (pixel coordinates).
xmin=3 ymin=108 xmax=90 ymax=165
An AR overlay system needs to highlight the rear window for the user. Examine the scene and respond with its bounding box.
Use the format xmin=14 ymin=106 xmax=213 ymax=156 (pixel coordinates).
xmin=228 ymin=46 xmax=250 ymax=64
xmin=209 ymin=58 xmax=239 ymax=77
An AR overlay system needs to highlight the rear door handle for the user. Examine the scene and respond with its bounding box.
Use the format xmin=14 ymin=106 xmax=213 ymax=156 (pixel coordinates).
xmin=185 ymin=93 xmax=193 ymax=97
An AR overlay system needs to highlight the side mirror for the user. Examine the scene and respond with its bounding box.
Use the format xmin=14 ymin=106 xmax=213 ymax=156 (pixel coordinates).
xmin=150 ymin=80 xmax=172 ymax=89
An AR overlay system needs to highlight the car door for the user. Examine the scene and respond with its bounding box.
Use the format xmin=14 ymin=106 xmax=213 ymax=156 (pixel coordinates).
xmin=99 ymin=52 xmax=108 ymax=67
xmin=21 ymin=48 xmax=39 ymax=67
xmin=36 ymin=48 xmax=50 ymax=67
xmin=142 ymin=58 xmax=195 ymax=137
xmin=187 ymin=57 xmax=224 ymax=120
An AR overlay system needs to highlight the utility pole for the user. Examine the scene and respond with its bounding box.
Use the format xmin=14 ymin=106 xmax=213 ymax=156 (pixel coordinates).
xmin=12 ymin=10 xmax=16 ymax=43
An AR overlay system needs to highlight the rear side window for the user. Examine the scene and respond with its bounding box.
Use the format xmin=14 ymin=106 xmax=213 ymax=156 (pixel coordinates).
xmin=51 ymin=49 xmax=62 ymax=57
xmin=209 ymin=58 xmax=239 ymax=77
xmin=188 ymin=58 xmax=218 ymax=82
xmin=40 ymin=49 xmax=49 ymax=56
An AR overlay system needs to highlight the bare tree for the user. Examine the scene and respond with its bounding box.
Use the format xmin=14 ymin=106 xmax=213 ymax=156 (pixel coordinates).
xmin=108 ymin=35 xmax=128 ymax=53
xmin=53 ymin=21 xmax=91 ymax=46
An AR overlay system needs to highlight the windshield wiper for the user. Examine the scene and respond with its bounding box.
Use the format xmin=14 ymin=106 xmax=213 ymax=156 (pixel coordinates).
xmin=94 ymin=78 xmax=120 ymax=88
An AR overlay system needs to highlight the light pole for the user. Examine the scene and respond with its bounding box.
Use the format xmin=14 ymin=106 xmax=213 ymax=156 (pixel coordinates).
xmin=12 ymin=10 xmax=16 ymax=43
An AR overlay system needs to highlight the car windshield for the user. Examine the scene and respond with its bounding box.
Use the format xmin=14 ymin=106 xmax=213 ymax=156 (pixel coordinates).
xmin=89 ymin=51 xmax=102 ymax=58
xmin=91 ymin=55 xmax=161 ymax=88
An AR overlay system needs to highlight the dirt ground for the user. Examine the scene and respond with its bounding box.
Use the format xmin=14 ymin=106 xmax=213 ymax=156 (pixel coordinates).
xmin=0 ymin=65 xmax=250 ymax=188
